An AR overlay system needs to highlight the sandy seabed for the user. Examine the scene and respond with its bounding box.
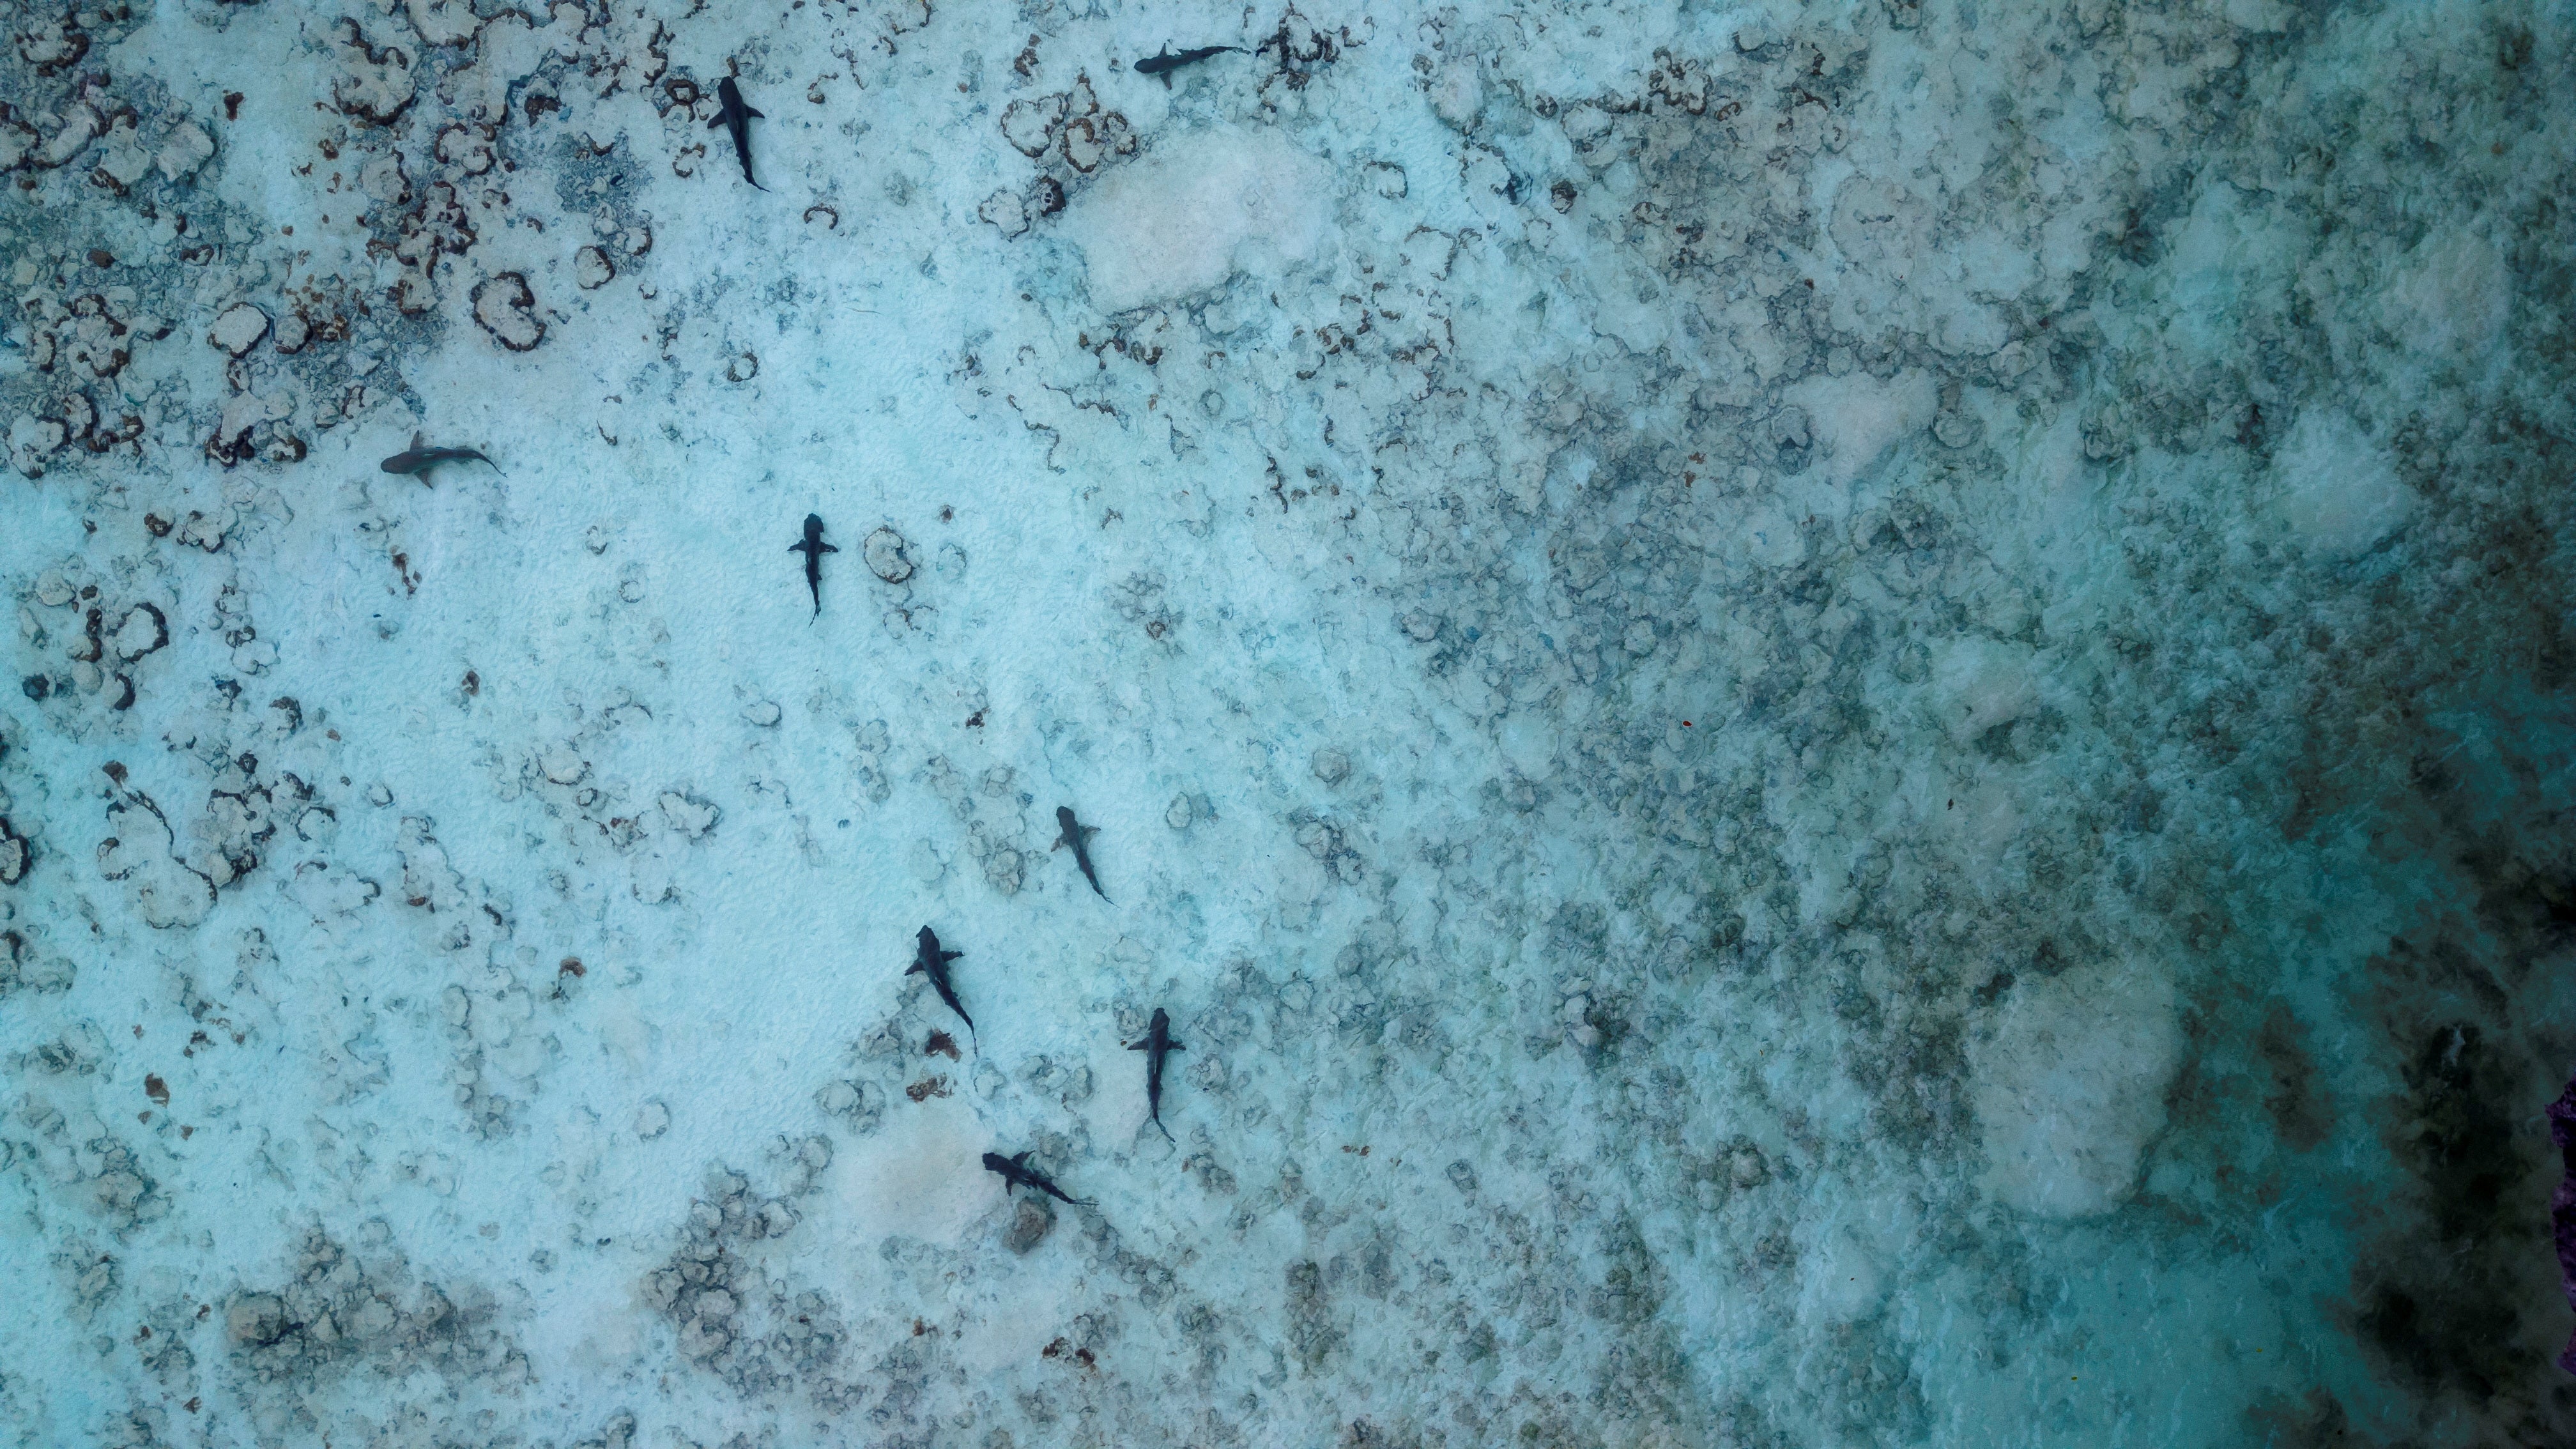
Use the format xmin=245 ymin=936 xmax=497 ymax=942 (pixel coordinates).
xmin=3 ymin=1 xmax=2573 ymax=1445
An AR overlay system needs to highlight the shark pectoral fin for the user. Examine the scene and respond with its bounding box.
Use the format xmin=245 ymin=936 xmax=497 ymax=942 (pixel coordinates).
xmin=820 ymin=542 xmax=838 ymax=553
xmin=1050 ymin=838 xmax=1064 ymax=851
xmin=905 ymin=961 xmax=924 ymax=975
xmin=1167 ymin=1041 xmax=1185 ymax=1052
xmin=1126 ymin=1039 xmax=1146 ymax=1051
xmin=745 ymin=103 xmax=764 ymax=118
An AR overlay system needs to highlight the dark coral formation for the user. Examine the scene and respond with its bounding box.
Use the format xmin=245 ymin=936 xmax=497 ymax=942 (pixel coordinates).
xmin=2552 ymin=1075 xmax=2576 ymax=1375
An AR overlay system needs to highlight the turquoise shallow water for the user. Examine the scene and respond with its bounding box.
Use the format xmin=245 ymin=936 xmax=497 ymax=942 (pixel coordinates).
xmin=1 ymin=1 xmax=2571 ymax=1445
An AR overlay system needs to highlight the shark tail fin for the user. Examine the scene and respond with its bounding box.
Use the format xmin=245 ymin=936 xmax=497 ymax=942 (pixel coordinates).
xmin=1156 ymin=1117 xmax=1174 ymax=1144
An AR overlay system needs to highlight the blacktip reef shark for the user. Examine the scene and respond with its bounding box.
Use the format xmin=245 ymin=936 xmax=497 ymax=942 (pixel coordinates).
xmin=908 ymin=925 xmax=973 ymax=1044
xmin=379 ymin=433 xmax=501 ymax=482
xmin=788 ymin=512 xmax=836 ymax=618
xmin=1126 ymin=1007 xmax=1186 ymax=1142
xmin=983 ymin=1150 xmax=1094 ymax=1207
xmin=711 ymin=76 xmax=767 ymax=191
xmin=1135 ymin=43 xmax=1243 ymax=86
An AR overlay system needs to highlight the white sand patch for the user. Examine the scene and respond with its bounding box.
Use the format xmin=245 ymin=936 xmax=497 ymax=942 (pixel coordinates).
xmin=1782 ymin=368 xmax=1940 ymax=494
xmin=824 ymin=1091 xmax=1000 ymax=1246
xmin=1972 ymin=961 xmax=2182 ymax=1219
xmin=2386 ymin=218 xmax=2507 ymax=365
xmin=1059 ymin=126 xmax=1333 ymax=314
xmin=1931 ymin=638 xmax=2039 ymax=746
xmin=2274 ymin=408 xmax=2414 ymax=557
xmin=1733 ymin=499 xmax=1807 ymax=568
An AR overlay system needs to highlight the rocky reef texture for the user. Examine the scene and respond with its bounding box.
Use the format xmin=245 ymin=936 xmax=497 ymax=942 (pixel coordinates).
xmin=4 ymin=1 xmax=2573 ymax=1445
xmin=2554 ymin=1075 xmax=2576 ymax=1376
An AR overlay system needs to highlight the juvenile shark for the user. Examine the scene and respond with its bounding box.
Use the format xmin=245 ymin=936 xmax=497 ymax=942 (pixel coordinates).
xmin=710 ymin=76 xmax=767 ymax=191
xmin=1054 ymin=806 xmax=1107 ymax=901
xmin=908 ymin=926 xmax=973 ymax=1043
xmin=1134 ymin=42 xmax=1243 ymax=86
xmin=1126 ymin=1006 xmax=1186 ymax=1142
xmin=788 ymin=513 xmax=836 ymax=618
xmin=983 ymin=1150 xmax=1094 ymax=1207
xmin=378 ymin=433 xmax=501 ymax=482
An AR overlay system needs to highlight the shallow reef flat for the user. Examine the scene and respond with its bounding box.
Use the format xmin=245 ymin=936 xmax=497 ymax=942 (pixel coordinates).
xmin=2 ymin=1 xmax=2572 ymax=1445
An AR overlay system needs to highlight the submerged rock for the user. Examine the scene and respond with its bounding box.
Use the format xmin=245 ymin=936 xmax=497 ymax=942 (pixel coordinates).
xmin=1001 ymin=1195 xmax=1054 ymax=1254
